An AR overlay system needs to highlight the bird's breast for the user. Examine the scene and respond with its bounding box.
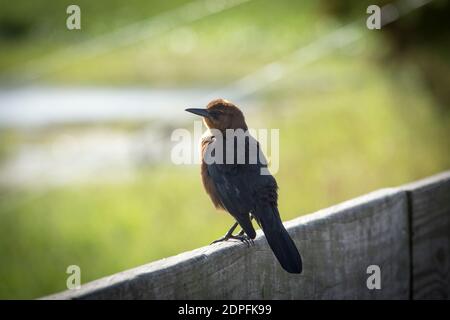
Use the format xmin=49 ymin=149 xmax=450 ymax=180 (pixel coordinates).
xmin=200 ymin=136 xmax=224 ymax=210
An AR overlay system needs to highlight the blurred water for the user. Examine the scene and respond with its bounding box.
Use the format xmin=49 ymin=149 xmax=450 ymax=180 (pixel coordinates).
xmin=0 ymin=127 xmax=171 ymax=187
xmin=0 ymin=87 xmax=220 ymax=127
xmin=0 ymin=87 xmax=254 ymax=187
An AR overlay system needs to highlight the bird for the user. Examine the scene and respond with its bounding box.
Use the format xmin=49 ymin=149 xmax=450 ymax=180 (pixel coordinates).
xmin=185 ymin=98 xmax=302 ymax=274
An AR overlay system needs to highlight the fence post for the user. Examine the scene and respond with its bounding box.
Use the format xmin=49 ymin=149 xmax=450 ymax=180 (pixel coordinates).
xmin=402 ymin=172 xmax=450 ymax=299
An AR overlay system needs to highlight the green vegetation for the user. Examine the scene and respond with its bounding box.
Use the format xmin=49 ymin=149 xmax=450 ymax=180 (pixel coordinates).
xmin=0 ymin=0 xmax=449 ymax=298
xmin=0 ymin=0 xmax=320 ymax=84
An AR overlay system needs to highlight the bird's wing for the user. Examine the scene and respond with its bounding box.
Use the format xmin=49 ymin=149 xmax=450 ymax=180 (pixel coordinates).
xmin=205 ymin=134 xmax=275 ymax=237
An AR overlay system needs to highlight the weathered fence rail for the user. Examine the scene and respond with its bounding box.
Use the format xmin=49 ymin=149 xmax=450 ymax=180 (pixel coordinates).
xmin=45 ymin=171 xmax=450 ymax=300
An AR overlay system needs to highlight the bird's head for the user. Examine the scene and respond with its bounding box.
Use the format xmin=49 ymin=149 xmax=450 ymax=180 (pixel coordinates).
xmin=185 ymin=99 xmax=248 ymax=132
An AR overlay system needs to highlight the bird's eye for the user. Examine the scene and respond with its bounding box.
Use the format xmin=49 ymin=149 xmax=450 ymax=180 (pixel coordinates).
xmin=209 ymin=111 xmax=221 ymax=119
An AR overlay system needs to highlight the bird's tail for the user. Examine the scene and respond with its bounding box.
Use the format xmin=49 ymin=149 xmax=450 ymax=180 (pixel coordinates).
xmin=255 ymin=206 xmax=302 ymax=274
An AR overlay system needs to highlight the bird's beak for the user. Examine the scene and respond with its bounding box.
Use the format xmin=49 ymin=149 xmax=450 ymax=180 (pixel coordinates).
xmin=185 ymin=108 xmax=210 ymax=118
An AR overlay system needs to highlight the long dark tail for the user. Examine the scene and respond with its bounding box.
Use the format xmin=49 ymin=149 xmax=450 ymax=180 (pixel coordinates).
xmin=255 ymin=206 xmax=302 ymax=274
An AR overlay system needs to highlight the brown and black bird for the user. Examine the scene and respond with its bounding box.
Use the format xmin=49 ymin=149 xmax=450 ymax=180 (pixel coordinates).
xmin=186 ymin=99 xmax=302 ymax=274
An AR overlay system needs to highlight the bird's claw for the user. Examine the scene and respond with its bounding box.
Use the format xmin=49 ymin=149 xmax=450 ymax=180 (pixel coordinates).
xmin=210 ymin=236 xmax=228 ymax=245
xmin=231 ymin=235 xmax=254 ymax=247
xmin=211 ymin=234 xmax=254 ymax=247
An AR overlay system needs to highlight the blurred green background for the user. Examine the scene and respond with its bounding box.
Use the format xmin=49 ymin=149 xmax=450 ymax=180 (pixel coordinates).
xmin=0 ymin=0 xmax=449 ymax=299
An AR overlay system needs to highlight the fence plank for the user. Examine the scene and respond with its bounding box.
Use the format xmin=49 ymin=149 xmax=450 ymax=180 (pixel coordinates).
xmin=45 ymin=188 xmax=409 ymax=300
xmin=402 ymin=171 xmax=450 ymax=299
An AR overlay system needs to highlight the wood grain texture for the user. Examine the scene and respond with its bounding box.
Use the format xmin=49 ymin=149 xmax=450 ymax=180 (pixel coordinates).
xmin=402 ymin=171 xmax=450 ymax=299
xmin=45 ymin=188 xmax=410 ymax=300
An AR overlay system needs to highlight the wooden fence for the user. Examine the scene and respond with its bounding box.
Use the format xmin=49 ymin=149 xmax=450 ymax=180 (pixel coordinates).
xmin=45 ymin=171 xmax=450 ymax=299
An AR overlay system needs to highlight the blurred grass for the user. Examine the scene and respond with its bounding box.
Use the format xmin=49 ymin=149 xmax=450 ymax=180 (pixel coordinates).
xmin=0 ymin=0 xmax=449 ymax=299
xmin=0 ymin=166 xmax=233 ymax=298
xmin=0 ymin=0 xmax=321 ymax=84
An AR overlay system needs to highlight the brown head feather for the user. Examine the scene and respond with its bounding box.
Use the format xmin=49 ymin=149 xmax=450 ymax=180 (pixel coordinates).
xmin=203 ymin=99 xmax=248 ymax=132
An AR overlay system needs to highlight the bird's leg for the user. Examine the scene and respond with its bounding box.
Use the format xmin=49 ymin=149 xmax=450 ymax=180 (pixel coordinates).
xmin=210 ymin=216 xmax=256 ymax=247
xmin=232 ymin=215 xmax=255 ymax=246
xmin=210 ymin=222 xmax=239 ymax=244
xmin=224 ymin=215 xmax=256 ymax=247
xmin=229 ymin=215 xmax=255 ymax=246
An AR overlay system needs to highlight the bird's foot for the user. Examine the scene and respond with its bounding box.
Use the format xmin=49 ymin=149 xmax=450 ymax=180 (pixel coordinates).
xmin=210 ymin=235 xmax=230 ymax=245
xmin=210 ymin=222 xmax=239 ymax=245
xmin=229 ymin=234 xmax=254 ymax=247
xmin=210 ymin=234 xmax=254 ymax=247
xmin=210 ymin=222 xmax=254 ymax=247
